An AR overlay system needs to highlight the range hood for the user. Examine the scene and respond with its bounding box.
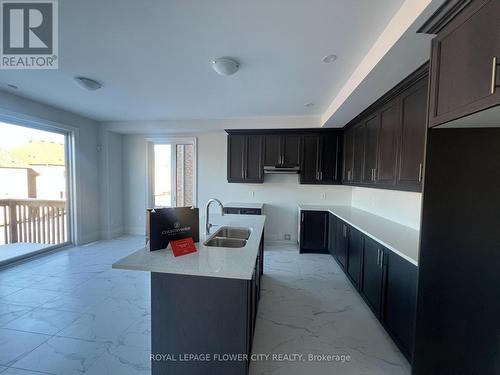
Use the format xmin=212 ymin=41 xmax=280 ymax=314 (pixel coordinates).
xmin=263 ymin=165 xmax=300 ymax=174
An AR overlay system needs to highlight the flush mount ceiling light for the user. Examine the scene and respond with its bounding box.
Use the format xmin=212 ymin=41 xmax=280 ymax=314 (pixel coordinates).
xmin=322 ymin=54 xmax=338 ymax=63
xmin=74 ymin=77 xmax=103 ymax=91
xmin=211 ymin=57 xmax=240 ymax=76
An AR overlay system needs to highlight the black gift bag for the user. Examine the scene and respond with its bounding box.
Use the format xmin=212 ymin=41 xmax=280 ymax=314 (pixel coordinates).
xmin=146 ymin=207 xmax=199 ymax=251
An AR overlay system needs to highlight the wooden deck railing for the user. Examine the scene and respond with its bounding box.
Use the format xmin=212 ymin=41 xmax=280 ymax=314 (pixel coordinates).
xmin=0 ymin=199 xmax=67 ymax=245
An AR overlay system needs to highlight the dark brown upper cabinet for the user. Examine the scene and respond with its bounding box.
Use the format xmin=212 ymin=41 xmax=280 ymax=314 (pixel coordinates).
xmin=342 ymin=63 xmax=429 ymax=192
xmin=263 ymin=135 xmax=281 ymax=166
xmin=263 ymin=134 xmax=301 ymax=167
xmin=227 ymin=134 xmax=264 ymax=183
xmin=362 ymin=115 xmax=380 ymax=184
xmin=226 ymin=129 xmax=342 ymax=185
xmin=398 ymin=78 xmax=428 ymax=188
xmin=300 ymin=132 xmax=342 ymax=185
xmin=343 ymin=122 xmax=367 ymax=184
xmin=352 ymin=124 xmax=366 ymax=183
xmin=422 ymin=0 xmax=500 ymax=127
xmin=376 ymin=99 xmax=401 ymax=186
xmin=343 ymin=127 xmax=355 ymax=182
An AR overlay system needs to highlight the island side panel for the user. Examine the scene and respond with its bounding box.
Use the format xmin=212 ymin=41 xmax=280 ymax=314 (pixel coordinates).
xmin=151 ymin=272 xmax=250 ymax=375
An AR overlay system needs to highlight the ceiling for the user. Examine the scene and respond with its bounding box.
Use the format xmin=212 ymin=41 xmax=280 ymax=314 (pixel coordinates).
xmin=0 ymin=0 xmax=408 ymax=122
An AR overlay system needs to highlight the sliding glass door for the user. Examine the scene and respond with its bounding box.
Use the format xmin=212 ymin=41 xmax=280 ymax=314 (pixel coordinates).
xmin=0 ymin=121 xmax=72 ymax=262
xmin=148 ymin=138 xmax=197 ymax=208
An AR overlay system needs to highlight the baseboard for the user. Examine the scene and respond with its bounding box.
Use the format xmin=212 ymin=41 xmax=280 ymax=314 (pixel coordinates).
xmin=77 ymin=231 xmax=101 ymax=245
xmin=125 ymin=226 xmax=146 ymax=236
xmin=100 ymin=227 xmax=124 ymax=240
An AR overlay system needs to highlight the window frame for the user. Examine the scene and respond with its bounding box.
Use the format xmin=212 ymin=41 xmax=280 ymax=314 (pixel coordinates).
xmin=146 ymin=137 xmax=197 ymax=208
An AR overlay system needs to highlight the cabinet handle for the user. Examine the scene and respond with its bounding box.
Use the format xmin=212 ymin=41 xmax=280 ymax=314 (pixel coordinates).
xmin=320 ymin=171 xmax=323 ymax=180
xmin=418 ymin=162 xmax=423 ymax=182
xmin=301 ymin=213 xmax=304 ymax=223
xmin=491 ymin=57 xmax=499 ymax=94
xmin=380 ymin=251 xmax=384 ymax=269
xmin=347 ymin=170 xmax=351 ymax=181
xmin=343 ymin=225 xmax=347 ymax=238
xmin=377 ymin=248 xmax=380 ymax=266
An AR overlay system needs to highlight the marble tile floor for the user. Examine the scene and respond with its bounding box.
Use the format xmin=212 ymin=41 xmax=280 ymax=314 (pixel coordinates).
xmin=0 ymin=237 xmax=409 ymax=375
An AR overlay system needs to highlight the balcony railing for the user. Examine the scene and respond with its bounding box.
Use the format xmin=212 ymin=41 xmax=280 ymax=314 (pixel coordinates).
xmin=0 ymin=198 xmax=67 ymax=246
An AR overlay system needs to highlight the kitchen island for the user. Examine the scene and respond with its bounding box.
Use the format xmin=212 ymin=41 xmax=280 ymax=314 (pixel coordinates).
xmin=113 ymin=214 xmax=266 ymax=375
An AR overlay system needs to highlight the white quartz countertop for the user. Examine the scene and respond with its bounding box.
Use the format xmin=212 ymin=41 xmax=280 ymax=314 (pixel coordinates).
xmin=112 ymin=214 xmax=266 ymax=280
xmin=298 ymin=204 xmax=419 ymax=266
xmin=224 ymin=202 xmax=265 ymax=209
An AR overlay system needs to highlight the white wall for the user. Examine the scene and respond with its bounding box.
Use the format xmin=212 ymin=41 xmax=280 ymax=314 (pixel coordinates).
xmin=121 ymin=131 xmax=352 ymax=242
xmin=98 ymin=129 xmax=124 ymax=239
xmin=351 ymin=186 xmax=421 ymax=229
xmin=0 ymin=90 xmax=100 ymax=244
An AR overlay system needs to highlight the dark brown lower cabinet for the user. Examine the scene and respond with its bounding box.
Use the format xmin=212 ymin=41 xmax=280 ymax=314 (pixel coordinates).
xmin=361 ymin=236 xmax=384 ymax=317
xmin=335 ymin=219 xmax=348 ymax=269
xmin=382 ymin=251 xmax=417 ymax=362
xmin=223 ymin=207 xmax=262 ymax=215
xmin=324 ymin=213 xmax=417 ymax=363
xmin=327 ymin=213 xmax=337 ymax=257
xmin=347 ymin=227 xmax=363 ymax=288
xmin=151 ymin=239 xmax=263 ymax=375
xmin=299 ymin=211 xmax=329 ymax=253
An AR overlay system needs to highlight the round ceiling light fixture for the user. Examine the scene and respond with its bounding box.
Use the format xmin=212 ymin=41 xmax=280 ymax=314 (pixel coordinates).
xmin=211 ymin=57 xmax=240 ymax=76
xmin=74 ymin=77 xmax=103 ymax=91
xmin=322 ymin=54 xmax=338 ymax=63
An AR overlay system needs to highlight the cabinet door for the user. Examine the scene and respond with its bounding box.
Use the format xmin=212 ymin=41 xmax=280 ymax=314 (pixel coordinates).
xmin=300 ymin=211 xmax=329 ymax=252
xmin=362 ymin=115 xmax=379 ymax=184
xmin=245 ymin=135 xmax=264 ymax=183
xmin=428 ymin=0 xmax=500 ymax=127
xmin=352 ymin=124 xmax=366 ymax=183
xmin=343 ymin=128 xmax=354 ymax=183
xmin=328 ymin=213 xmax=337 ymax=257
xmin=320 ymin=133 xmax=341 ymax=183
xmin=335 ymin=220 xmax=348 ymax=269
xmin=283 ymin=135 xmax=301 ymax=166
xmin=382 ymin=252 xmax=417 ymax=360
xmin=361 ymin=236 xmax=384 ymax=317
xmin=264 ymin=135 xmax=281 ymax=166
xmin=376 ymin=100 xmax=400 ymax=185
xmin=347 ymin=227 xmax=363 ymax=288
xmin=227 ymin=135 xmax=245 ymax=182
xmin=397 ymin=79 xmax=428 ymax=190
xmin=300 ymin=135 xmax=320 ymax=183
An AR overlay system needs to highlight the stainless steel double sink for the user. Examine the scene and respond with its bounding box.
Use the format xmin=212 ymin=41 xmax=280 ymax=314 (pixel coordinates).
xmin=204 ymin=226 xmax=252 ymax=248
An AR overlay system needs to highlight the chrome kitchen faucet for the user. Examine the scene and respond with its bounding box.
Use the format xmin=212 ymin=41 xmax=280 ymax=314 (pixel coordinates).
xmin=205 ymin=198 xmax=224 ymax=235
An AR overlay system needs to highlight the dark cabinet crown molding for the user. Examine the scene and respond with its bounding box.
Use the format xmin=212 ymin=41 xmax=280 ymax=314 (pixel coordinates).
xmin=225 ymin=128 xmax=342 ymax=135
xmin=417 ymin=0 xmax=472 ymax=34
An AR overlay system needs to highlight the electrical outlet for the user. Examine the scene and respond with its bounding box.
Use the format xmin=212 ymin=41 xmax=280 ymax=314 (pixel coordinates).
xmin=249 ymin=191 xmax=255 ymax=198
xmin=320 ymin=192 xmax=326 ymax=200
xmin=284 ymin=234 xmax=291 ymax=241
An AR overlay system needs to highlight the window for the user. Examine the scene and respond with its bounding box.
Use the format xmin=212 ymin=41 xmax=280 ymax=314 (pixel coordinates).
xmin=147 ymin=138 xmax=197 ymax=208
